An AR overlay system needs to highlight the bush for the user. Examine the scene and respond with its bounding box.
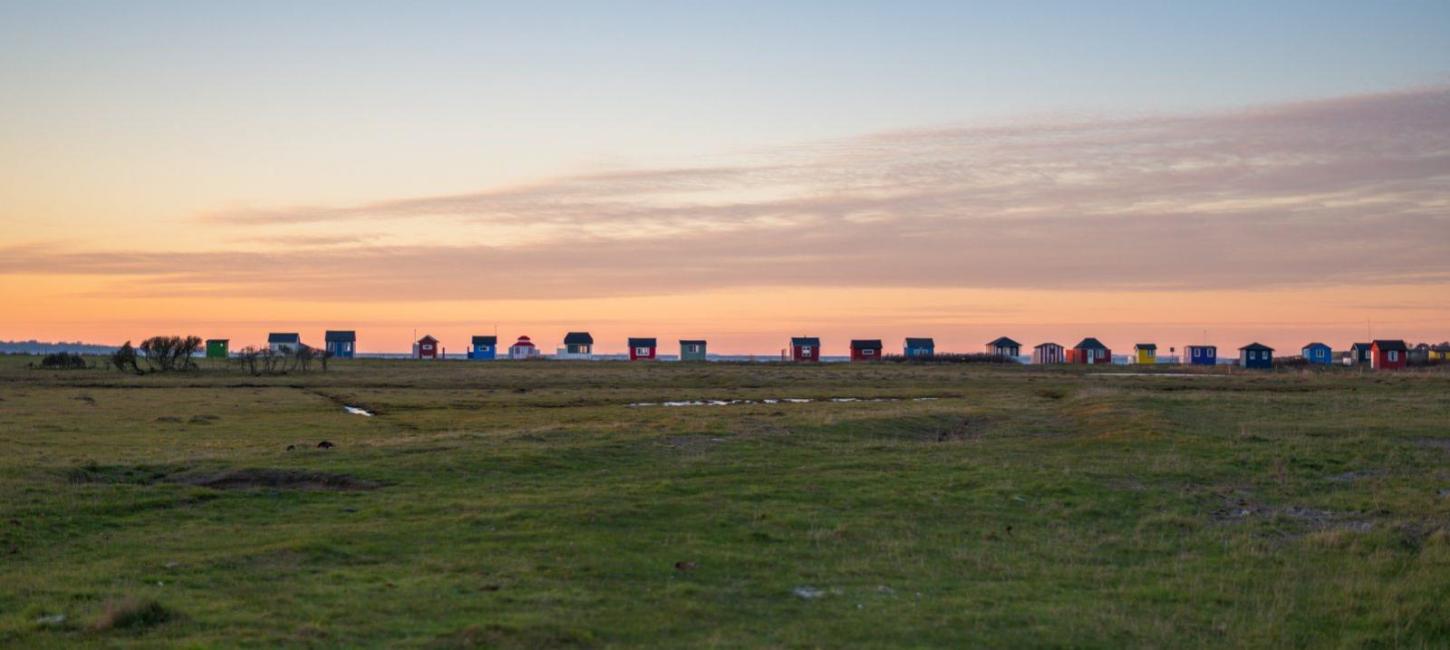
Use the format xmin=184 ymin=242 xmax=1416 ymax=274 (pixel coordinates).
xmin=111 ymin=342 xmax=141 ymax=374
xmin=137 ymin=336 xmax=202 ymax=372
xmin=39 ymin=352 xmax=88 ymax=369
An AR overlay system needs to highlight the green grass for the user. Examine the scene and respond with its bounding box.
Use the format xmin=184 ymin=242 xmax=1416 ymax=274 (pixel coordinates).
xmin=2 ymin=357 xmax=1449 ymax=647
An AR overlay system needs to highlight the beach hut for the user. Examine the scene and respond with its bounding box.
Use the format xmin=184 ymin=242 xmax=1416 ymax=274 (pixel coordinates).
xmin=628 ymin=338 xmax=657 ymax=360
xmin=1431 ymin=343 xmax=1450 ymax=363
xmin=1184 ymin=345 xmax=1216 ymax=366
xmin=1370 ymin=339 xmax=1408 ymax=370
xmin=267 ymin=332 xmax=301 ymax=354
xmin=1239 ymin=343 xmax=1274 ymax=369
xmin=1348 ymin=342 xmax=1373 ymax=366
xmin=1033 ymin=342 xmax=1064 ymax=364
xmin=850 ymin=339 xmax=883 ymax=361
xmin=469 ymin=336 xmax=497 ymax=360
xmin=790 ymin=337 xmax=821 ymax=362
xmin=324 ymin=330 xmax=356 ymax=358
xmin=1133 ymin=344 xmax=1157 ymax=365
xmin=679 ymin=340 xmax=707 ymax=361
xmin=986 ymin=337 xmax=1021 ymax=358
xmin=205 ymin=339 xmax=229 ymax=359
xmin=415 ymin=335 xmax=439 ymax=359
xmin=1067 ymin=338 xmax=1110 ymax=365
xmin=559 ymin=332 xmax=594 ymax=359
xmin=508 ymin=335 xmax=539 ymax=359
xmin=904 ymin=338 xmax=935 ymax=358
xmin=1301 ymin=342 xmax=1332 ymax=365
xmin=1409 ymin=343 xmax=1430 ymax=365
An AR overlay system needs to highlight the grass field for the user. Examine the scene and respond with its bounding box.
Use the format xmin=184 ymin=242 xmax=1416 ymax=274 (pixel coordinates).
xmin=2 ymin=357 xmax=1449 ymax=648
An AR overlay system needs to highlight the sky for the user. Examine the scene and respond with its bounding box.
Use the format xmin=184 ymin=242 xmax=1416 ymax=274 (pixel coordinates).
xmin=2 ymin=1 xmax=1449 ymax=355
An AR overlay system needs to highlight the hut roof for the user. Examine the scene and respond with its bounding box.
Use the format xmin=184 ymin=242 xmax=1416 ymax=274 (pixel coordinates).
xmin=563 ymin=332 xmax=594 ymax=345
xmin=627 ymin=338 xmax=657 ymax=347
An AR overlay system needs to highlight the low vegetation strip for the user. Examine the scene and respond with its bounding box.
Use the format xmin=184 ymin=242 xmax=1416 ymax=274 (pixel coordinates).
xmin=1 ymin=356 xmax=1448 ymax=646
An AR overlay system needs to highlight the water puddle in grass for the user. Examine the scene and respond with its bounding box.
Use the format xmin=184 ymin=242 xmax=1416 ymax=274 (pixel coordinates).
xmin=343 ymin=406 xmax=374 ymax=417
xmin=628 ymin=397 xmax=942 ymax=408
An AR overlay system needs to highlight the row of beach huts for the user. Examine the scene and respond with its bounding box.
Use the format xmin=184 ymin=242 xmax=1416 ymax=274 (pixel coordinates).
xmin=200 ymin=332 xmax=1450 ymax=369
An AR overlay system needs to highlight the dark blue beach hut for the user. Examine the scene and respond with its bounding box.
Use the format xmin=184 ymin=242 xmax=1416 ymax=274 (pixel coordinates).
xmin=1239 ymin=343 xmax=1274 ymax=369
xmin=324 ymin=331 xmax=356 ymax=358
xmin=1184 ymin=345 xmax=1216 ymax=366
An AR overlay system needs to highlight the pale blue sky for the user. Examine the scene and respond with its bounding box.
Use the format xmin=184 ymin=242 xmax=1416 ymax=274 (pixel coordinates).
xmin=3 ymin=1 xmax=1448 ymax=207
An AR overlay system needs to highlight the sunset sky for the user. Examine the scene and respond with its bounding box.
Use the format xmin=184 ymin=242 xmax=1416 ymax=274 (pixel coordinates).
xmin=3 ymin=2 xmax=1448 ymax=355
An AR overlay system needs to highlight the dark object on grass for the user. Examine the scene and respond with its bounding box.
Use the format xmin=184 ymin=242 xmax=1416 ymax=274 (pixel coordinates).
xmin=91 ymin=597 xmax=172 ymax=631
xmin=674 ymin=561 xmax=698 ymax=572
xmin=317 ymin=440 xmax=335 ymax=449
xmin=285 ymin=445 xmax=296 ymax=452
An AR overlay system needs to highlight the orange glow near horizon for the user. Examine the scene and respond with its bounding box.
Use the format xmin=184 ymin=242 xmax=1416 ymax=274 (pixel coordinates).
xmin=4 ymin=279 xmax=1445 ymax=355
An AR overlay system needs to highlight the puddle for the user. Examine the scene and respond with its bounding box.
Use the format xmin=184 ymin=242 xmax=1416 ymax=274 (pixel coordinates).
xmin=628 ymin=397 xmax=942 ymax=408
xmin=343 ymin=406 xmax=374 ymax=417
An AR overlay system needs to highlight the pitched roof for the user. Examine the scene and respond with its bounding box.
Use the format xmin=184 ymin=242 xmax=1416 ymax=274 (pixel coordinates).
xmin=471 ymin=335 xmax=497 ymax=345
xmin=987 ymin=336 xmax=1021 ymax=347
xmin=324 ymin=330 xmax=356 ymax=342
xmin=679 ymin=339 xmax=706 ymax=345
xmin=1186 ymin=344 xmax=1216 ymax=350
xmin=904 ymin=337 xmax=934 ymax=347
xmin=1349 ymin=342 xmax=1372 ymax=351
xmin=1302 ymin=342 xmax=1329 ymax=349
xmin=1135 ymin=343 xmax=1157 ymax=350
xmin=627 ymin=337 xmax=657 ymax=347
xmin=791 ymin=337 xmax=820 ymax=346
xmin=418 ymin=335 xmax=438 ymax=343
xmin=1371 ymin=339 xmax=1408 ymax=352
xmin=850 ymin=339 xmax=883 ymax=349
xmin=1034 ymin=342 xmax=1062 ymax=349
xmin=563 ymin=331 xmax=593 ymax=345
xmin=1239 ymin=342 xmax=1273 ymax=351
xmin=267 ymin=332 xmax=300 ymax=343
xmin=1074 ymin=337 xmax=1107 ymax=350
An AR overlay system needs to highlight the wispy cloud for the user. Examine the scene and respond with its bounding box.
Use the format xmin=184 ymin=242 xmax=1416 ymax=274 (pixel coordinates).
xmin=7 ymin=87 xmax=1449 ymax=300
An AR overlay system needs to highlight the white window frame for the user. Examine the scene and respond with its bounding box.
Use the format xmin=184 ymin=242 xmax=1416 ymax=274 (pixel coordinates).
xmin=862 ymin=348 xmax=875 ymax=356
xmin=636 ymin=347 xmax=650 ymax=356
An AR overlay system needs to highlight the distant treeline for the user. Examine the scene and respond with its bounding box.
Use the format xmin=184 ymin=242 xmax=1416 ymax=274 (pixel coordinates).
xmin=0 ymin=340 xmax=117 ymax=355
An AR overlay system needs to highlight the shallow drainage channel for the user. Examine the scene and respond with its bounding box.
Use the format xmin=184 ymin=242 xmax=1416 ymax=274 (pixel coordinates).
xmin=628 ymin=397 xmax=940 ymax=408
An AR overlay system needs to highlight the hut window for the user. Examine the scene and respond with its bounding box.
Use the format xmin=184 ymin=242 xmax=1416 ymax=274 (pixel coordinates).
xmin=1388 ymin=350 xmax=1398 ymax=362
